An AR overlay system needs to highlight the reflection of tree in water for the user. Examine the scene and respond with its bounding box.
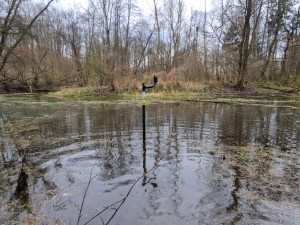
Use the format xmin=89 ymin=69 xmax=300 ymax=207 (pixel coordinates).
xmin=96 ymin=130 xmax=139 ymax=181
xmin=0 ymin=112 xmax=31 ymax=212
xmin=187 ymin=105 xmax=244 ymax=223
xmin=170 ymin=117 xmax=183 ymax=215
xmin=216 ymin=105 xmax=299 ymax=149
xmin=1 ymin=97 xmax=300 ymax=224
xmin=224 ymin=144 xmax=299 ymax=204
xmin=143 ymin=103 xmax=300 ymax=223
xmin=140 ymin=108 xmax=184 ymax=221
xmin=0 ymin=102 xmax=93 ymax=221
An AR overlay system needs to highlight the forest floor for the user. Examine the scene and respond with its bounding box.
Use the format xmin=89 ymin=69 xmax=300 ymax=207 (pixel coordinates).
xmin=49 ymin=83 xmax=300 ymax=108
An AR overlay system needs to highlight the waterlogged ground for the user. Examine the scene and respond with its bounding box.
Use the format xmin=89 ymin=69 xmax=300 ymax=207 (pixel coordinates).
xmin=0 ymin=94 xmax=299 ymax=225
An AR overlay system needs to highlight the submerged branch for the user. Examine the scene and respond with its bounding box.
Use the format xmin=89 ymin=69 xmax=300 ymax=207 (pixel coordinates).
xmin=77 ymin=164 xmax=97 ymax=225
xmin=82 ymin=155 xmax=164 ymax=225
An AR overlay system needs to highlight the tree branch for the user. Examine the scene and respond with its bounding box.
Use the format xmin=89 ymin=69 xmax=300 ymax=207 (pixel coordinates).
xmin=76 ymin=164 xmax=97 ymax=225
xmin=83 ymin=155 xmax=164 ymax=225
xmin=0 ymin=0 xmax=54 ymax=74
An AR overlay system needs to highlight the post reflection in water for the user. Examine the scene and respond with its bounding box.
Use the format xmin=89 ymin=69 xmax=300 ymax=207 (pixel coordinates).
xmin=0 ymin=95 xmax=299 ymax=225
xmin=142 ymin=138 xmax=147 ymax=186
xmin=142 ymin=124 xmax=158 ymax=188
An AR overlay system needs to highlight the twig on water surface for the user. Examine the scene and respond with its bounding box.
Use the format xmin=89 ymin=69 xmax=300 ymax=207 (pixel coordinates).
xmin=99 ymin=216 xmax=105 ymax=225
xmin=76 ymin=164 xmax=97 ymax=225
xmin=83 ymin=199 xmax=124 ymax=225
xmin=82 ymin=156 xmax=164 ymax=225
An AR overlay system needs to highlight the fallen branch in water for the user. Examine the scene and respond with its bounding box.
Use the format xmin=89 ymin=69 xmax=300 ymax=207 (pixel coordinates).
xmin=79 ymin=156 xmax=164 ymax=225
xmin=76 ymin=164 xmax=97 ymax=225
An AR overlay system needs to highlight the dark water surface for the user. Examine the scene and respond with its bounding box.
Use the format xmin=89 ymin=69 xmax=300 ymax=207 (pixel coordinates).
xmin=0 ymin=94 xmax=299 ymax=224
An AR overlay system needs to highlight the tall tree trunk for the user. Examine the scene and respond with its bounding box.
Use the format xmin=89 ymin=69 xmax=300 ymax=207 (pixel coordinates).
xmin=280 ymin=26 xmax=295 ymax=80
xmin=260 ymin=0 xmax=286 ymax=79
xmin=236 ymin=0 xmax=252 ymax=89
xmin=154 ymin=0 xmax=161 ymax=71
xmin=204 ymin=0 xmax=208 ymax=80
xmin=124 ymin=0 xmax=132 ymax=67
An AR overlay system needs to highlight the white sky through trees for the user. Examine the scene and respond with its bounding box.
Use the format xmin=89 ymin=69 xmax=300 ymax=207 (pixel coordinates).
xmin=59 ymin=0 xmax=212 ymax=13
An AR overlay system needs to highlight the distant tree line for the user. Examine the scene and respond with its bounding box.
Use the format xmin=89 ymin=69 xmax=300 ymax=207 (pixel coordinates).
xmin=0 ymin=0 xmax=299 ymax=92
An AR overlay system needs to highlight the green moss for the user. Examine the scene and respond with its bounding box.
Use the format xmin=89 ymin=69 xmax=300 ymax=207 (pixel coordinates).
xmin=66 ymin=93 xmax=94 ymax=99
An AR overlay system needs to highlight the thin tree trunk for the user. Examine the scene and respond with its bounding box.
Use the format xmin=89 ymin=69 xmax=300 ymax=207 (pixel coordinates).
xmin=260 ymin=0 xmax=285 ymax=79
xmin=154 ymin=0 xmax=161 ymax=71
xmin=204 ymin=0 xmax=208 ymax=80
xmin=236 ymin=0 xmax=252 ymax=89
xmin=280 ymin=26 xmax=295 ymax=79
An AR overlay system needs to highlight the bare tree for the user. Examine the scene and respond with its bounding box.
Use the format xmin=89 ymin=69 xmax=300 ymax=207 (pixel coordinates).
xmin=236 ymin=0 xmax=253 ymax=89
xmin=203 ymin=0 xmax=209 ymax=79
xmin=280 ymin=6 xmax=300 ymax=80
xmin=0 ymin=0 xmax=54 ymax=89
xmin=210 ymin=0 xmax=226 ymax=81
xmin=153 ymin=0 xmax=162 ymax=71
xmin=0 ymin=0 xmax=298 ymax=92
xmin=164 ymin=0 xmax=184 ymax=68
xmin=260 ymin=0 xmax=288 ymax=79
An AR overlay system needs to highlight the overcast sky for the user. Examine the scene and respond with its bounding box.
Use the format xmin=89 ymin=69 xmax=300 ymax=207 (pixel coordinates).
xmin=59 ymin=0 xmax=212 ymax=13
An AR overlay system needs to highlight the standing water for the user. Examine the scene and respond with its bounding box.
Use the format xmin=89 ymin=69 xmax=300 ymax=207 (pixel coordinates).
xmin=0 ymin=94 xmax=299 ymax=224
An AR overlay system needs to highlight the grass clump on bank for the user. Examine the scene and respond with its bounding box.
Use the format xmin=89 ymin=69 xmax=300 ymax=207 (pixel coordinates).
xmin=49 ymin=86 xmax=105 ymax=100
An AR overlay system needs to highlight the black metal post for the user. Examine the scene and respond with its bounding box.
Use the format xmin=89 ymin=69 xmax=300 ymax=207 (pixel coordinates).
xmin=141 ymin=76 xmax=157 ymax=187
xmin=143 ymin=104 xmax=146 ymax=141
xmin=142 ymin=76 xmax=158 ymax=143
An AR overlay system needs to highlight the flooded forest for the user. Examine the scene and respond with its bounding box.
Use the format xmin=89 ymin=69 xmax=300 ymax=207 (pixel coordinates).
xmin=1 ymin=0 xmax=300 ymax=225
